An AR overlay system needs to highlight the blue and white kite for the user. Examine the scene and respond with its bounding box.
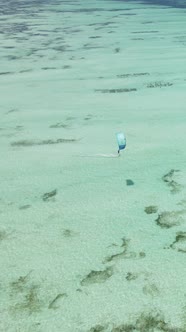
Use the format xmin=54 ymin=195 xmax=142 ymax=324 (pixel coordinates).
xmin=116 ymin=132 xmax=126 ymax=155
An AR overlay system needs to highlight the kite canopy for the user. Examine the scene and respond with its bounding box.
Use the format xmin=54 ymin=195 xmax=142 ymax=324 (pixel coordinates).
xmin=116 ymin=132 xmax=126 ymax=151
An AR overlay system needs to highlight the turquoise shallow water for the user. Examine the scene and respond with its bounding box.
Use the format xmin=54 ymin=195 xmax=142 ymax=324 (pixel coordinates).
xmin=1 ymin=0 xmax=186 ymax=331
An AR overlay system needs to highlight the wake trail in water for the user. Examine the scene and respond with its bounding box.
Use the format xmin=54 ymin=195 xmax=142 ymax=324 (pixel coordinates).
xmin=78 ymin=153 xmax=120 ymax=158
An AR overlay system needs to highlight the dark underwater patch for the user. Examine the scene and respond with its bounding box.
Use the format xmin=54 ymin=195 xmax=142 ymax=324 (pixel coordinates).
xmin=144 ymin=206 xmax=158 ymax=214
xmin=131 ymin=30 xmax=159 ymax=34
xmin=81 ymin=266 xmax=114 ymax=286
xmin=0 ymin=0 xmax=53 ymax=15
xmin=3 ymin=46 xmax=15 ymax=49
xmin=42 ymin=189 xmax=57 ymax=202
xmin=95 ymin=88 xmax=137 ymax=93
xmin=141 ymin=21 xmax=154 ymax=24
xmin=49 ymin=122 xmax=70 ymax=129
xmin=103 ymin=238 xmax=145 ymax=263
xmin=6 ymin=55 xmax=21 ymax=61
xmin=147 ymin=81 xmax=173 ymax=88
xmin=155 ymin=210 xmax=185 ymax=228
xmin=88 ymin=310 xmax=185 ymax=331
xmin=0 ymin=71 xmax=14 ymax=75
xmin=117 ymin=72 xmax=150 ymax=78
xmin=126 ymin=179 xmax=134 ymax=186
xmin=11 ymin=138 xmax=78 ymax=146
xmin=170 ymin=231 xmax=186 ymax=253
xmin=126 ymin=272 xmax=139 ymax=281
xmin=131 ymin=38 xmax=144 ymax=40
xmin=41 ymin=67 xmax=56 ymax=70
xmin=0 ymin=230 xmax=9 ymax=242
xmin=162 ymin=169 xmax=182 ymax=194
xmin=114 ymin=0 xmax=186 ymax=9
xmin=48 ymin=293 xmax=67 ymax=310
xmin=19 ymin=205 xmax=31 ymax=210
xmin=19 ymin=69 xmax=33 ymax=73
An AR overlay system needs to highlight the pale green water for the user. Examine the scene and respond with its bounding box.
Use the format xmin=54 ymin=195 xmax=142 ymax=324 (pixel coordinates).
xmin=1 ymin=0 xmax=186 ymax=331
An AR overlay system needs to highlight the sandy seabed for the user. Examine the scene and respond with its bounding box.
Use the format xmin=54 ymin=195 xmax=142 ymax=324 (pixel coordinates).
xmin=1 ymin=0 xmax=186 ymax=331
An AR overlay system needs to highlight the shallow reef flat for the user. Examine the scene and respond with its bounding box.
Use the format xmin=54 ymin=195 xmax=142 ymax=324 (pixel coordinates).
xmin=1 ymin=0 xmax=186 ymax=331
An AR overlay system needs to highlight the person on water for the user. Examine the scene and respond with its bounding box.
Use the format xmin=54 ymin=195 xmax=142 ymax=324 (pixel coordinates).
xmin=116 ymin=132 xmax=126 ymax=156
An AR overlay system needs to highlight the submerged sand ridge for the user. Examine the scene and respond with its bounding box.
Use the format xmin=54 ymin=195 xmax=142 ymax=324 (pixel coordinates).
xmin=1 ymin=0 xmax=186 ymax=331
